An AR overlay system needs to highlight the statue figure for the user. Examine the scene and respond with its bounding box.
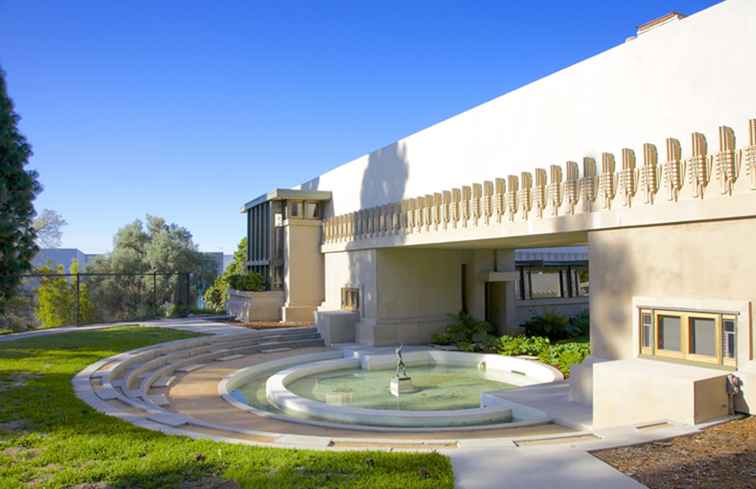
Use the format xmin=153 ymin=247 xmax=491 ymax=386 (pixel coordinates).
xmin=394 ymin=344 xmax=408 ymax=378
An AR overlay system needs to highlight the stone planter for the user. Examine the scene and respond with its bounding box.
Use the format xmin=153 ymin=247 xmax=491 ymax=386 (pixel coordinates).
xmin=226 ymin=289 xmax=284 ymax=322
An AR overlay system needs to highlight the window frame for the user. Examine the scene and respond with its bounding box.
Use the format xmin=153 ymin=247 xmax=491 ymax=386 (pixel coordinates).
xmin=638 ymin=307 xmax=737 ymax=368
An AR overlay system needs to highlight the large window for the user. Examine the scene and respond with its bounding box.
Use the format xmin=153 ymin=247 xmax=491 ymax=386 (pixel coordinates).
xmin=516 ymin=264 xmax=588 ymax=301
xmin=638 ymin=308 xmax=737 ymax=368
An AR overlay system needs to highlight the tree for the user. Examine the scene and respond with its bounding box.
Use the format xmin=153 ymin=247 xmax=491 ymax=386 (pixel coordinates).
xmin=87 ymin=215 xmax=216 ymax=319
xmin=0 ymin=67 xmax=42 ymax=315
xmin=33 ymin=209 xmax=67 ymax=248
xmin=203 ymin=238 xmax=250 ymax=311
xmin=35 ymin=259 xmax=95 ymax=328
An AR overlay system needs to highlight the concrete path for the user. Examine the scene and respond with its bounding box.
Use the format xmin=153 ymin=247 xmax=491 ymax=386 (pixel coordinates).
xmin=449 ymin=447 xmax=648 ymax=489
xmin=0 ymin=316 xmax=247 ymax=344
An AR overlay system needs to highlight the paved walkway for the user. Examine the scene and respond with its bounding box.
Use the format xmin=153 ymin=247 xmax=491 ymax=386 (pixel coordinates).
xmin=449 ymin=447 xmax=647 ymax=489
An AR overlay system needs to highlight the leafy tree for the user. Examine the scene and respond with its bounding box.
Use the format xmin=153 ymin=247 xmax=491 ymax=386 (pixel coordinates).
xmin=33 ymin=209 xmax=67 ymax=248
xmin=87 ymin=215 xmax=216 ymax=319
xmin=203 ymin=238 xmax=250 ymax=311
xmin=0 ymin=67 xmax=42 ymax=315
xmin=35 ymin=259 xmax=95 ymax=327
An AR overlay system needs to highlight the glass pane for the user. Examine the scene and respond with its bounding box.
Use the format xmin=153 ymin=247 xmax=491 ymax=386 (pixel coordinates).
xmin=641 ymin=313 xmax=652 ymax=347
xmin=529 ymin=270 xmax=562 ymax=299
xmin=723 ymin=319 xmax=736 ymax=359
xmin=690 ymin=317 xmax=716 ymax=357
xmin=576 ymin=268 xmax=589 ymax=296
xmin=658 ymin=315 xmax=681 ymax=351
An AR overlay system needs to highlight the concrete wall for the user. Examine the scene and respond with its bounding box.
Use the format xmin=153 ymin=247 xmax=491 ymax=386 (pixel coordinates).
xmin=301 ymin=0 xmax=756 ymax=217
xmin=282 ymin=219 xmax=324 ymax=322
xmin=589 ymin=218 xmax=756 ymax=362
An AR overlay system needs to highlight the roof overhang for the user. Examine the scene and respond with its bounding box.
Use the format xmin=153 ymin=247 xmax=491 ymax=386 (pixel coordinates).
xmin=241 ymin=189 xmax=332 ymax=212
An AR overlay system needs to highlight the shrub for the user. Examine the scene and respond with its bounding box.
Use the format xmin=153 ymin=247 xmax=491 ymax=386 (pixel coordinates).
xmin=227 ymin=272 xmax=264 ymax=292
xmin=521 ymin=312 xmax=571 ymax=341
xmin=431 ymin=312 xmax=496 ymax=347
xmin=538 ymin=340 xmax=591 ymax=377
xmin=164 ymin=303 xmax=191 ymax=318
xmin=566 ymin=310 xmax=590 ymax=338
xmin=498 ymin=335 xmax=550 ymax=357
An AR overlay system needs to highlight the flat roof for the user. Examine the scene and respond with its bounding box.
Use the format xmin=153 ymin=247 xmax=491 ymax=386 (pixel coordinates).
xmin=242 ymin=188 xmax=332 ymax=212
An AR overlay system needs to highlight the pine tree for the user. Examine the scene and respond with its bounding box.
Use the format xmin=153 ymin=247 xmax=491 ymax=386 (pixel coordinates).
xmin=0 ymin=68 xmax=42 ymax=313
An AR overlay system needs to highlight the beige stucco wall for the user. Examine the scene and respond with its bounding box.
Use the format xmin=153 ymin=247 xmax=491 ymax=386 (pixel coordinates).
xmin=302 ymin=0 xmax=756 ymax=217
xmin=282 ymin=218 xmax=324 ymax=322
xmin=589 ymin=218 xmax=756 ymax=362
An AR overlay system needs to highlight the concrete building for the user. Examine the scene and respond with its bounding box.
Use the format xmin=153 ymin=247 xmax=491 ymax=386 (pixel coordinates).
xmin=241 ymin=0 xmax=756 ymax=426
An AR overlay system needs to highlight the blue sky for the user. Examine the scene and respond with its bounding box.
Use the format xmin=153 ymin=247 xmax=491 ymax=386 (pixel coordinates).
xmin=1 ymin=0 xmax=718 ymax=254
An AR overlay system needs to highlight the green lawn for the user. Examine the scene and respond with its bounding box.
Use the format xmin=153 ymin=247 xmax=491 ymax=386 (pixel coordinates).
xmin=0 ymin=326 xmax=453 ymax=489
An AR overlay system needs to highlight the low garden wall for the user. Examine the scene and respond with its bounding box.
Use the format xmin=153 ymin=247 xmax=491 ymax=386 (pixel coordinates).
xmin=226 ymin=289 xmax=284 ymax=322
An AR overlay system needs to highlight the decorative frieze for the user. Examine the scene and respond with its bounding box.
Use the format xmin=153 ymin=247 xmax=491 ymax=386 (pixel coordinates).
xmin=580 ymin=157 xmax=598 ymax=212
xmin=563 ymin=161 xmax=579 ymax=215
xmin=533 ymin=168 xmax=547 ymax=218
xmin=321 ymin=118 xmax=756 ymax=246
xmin=599 ymin=153 xmax=617 ymax=210
xmin=619 ymin=148 xmax=637 ymax=207
xmin=715 ymin=126 xmax=738 ymax=195
xmin=483 ymin=181 xmax=494 ymax=224
xmin=639 ymin=143 xmax=660 ymax=204
xmin=471 ymin=183 xmax=482 ymax=225
xmin=663 ymin=138 xmax=684 ymax=201
xmin=548 ymin=165 xmax=562 ymax=216
xmin=745 ymin=119 xmax=756 ymax=190
xmin=687 ymin=132 xmax=711 ymax=199
xmin=506 ymin=175 xmax=519 ymax=221
xmin=519 ymin=172 xmax=533 ymax=220
xmin=461 ymin=186 xmax=472 ymax=226
xmin=495 ymin=178 xmax=506 ymax=222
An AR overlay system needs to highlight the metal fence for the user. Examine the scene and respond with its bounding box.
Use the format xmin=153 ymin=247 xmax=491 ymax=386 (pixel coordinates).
xmin=2 ymin=271 xmax=195 ymax=331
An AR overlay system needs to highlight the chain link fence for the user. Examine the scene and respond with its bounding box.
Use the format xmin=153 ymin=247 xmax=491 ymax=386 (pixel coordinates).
xmin=1 ymin=272 xmax=194 ymax=332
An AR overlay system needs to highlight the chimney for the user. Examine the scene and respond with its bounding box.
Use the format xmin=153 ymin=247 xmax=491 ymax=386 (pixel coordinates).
xmin=636 ymin=12 xmax=686 ymax=36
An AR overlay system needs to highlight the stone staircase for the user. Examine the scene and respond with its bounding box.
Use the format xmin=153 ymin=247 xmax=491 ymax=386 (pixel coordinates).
xmin=74 ymin=327 xmax=324 ymax=432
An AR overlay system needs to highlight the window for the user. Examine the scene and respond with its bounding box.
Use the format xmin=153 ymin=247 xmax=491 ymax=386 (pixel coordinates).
xmin=640 ymin=311 xmax=653 ymax=354
xmin=304 ymin=202 xmax=320 ymax=219
xmin=341 ymin=287 xmax=359 ymax=311
xmin=528 ymin=269 xmax=562 ymax=299
xmin=516 ymin=265 xmax=588 ymax=301
xmin=638 ymin=308 xmax=737 ymax=368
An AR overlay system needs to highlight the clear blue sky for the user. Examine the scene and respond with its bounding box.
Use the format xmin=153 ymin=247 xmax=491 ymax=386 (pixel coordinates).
xmin=1 ymin=0 xmax=718 ymax=254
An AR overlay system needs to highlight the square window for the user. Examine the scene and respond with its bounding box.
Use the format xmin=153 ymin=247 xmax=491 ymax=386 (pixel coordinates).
xmin=658 ymin=315 xmax=681 ymax=351
xmin=689 ymin=317 xmax=716 ymax=357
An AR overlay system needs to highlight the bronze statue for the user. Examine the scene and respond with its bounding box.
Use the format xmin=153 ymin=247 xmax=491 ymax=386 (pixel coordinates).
xmin=394 ymin=344 xmax=408 ymax=378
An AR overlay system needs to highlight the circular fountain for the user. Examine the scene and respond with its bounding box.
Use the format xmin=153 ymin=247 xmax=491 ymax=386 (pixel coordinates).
xmin=220 ymin=347 xmax=563 ymax=431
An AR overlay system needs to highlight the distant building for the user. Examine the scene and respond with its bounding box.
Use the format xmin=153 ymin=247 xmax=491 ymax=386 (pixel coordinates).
xmin=32 ymin=248 xmax=90 ymax=273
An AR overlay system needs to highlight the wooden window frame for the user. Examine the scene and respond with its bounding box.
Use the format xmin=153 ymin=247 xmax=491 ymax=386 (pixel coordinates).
xmin=638 ymin=307 xmax=737 ymax=368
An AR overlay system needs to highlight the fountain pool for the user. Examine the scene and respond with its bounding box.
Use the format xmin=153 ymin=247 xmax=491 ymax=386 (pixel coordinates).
xmin=221 ymin=349 xmax=563 ymax=430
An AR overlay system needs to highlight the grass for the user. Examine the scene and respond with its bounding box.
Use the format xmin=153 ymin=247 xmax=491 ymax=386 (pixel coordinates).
xmin=0 ymin=326 xmax=454 ymax=489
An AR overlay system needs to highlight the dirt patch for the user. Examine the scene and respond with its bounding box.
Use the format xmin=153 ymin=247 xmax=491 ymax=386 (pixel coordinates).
xmin=221 ymin=320 xmax=313 ymax=330
xmin=593 ymin=416 xmax=756 ymax=489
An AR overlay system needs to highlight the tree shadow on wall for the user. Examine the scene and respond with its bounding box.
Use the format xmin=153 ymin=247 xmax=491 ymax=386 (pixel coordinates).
xmin=359 ymin=142 xmax=410 ymax=210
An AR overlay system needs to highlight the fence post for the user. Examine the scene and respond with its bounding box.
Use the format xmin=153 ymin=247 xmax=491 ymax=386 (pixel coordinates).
xmin=75 ymin=273 xmax=80 ymax=326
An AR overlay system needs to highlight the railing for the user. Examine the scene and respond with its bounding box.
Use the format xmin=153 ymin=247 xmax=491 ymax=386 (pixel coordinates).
xmin=323 ymin=118 xmax=756 ymax=245
xmin=2 ymin=271 xmax=194 ymax=331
